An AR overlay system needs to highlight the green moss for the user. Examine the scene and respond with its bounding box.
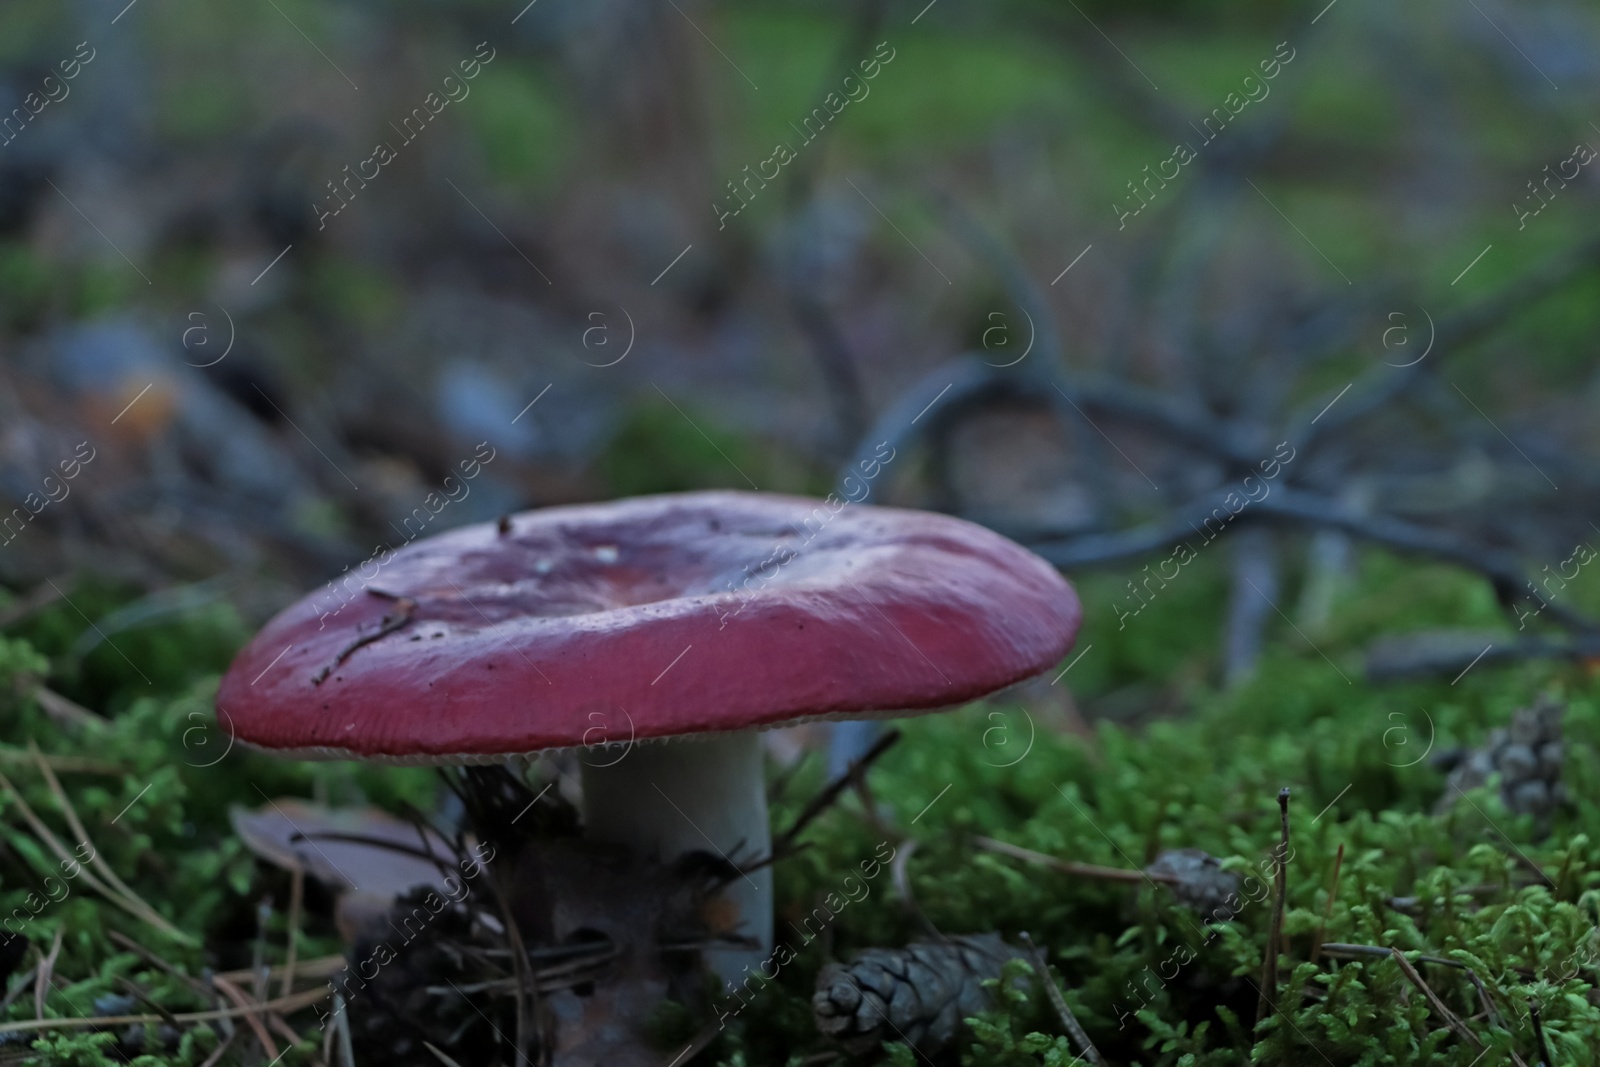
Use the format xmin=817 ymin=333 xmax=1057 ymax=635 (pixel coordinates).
xmin=595 ymin=398 xmax=819 ymax=498
xmin=4 ymin=544 xmax=1599 ymax=1065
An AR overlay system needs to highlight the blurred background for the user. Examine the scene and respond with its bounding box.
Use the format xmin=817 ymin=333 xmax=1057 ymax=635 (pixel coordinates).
xmin=5 ymin=1 xmax=1600 ymax=1063
xmin=1 ymin=0 xmax=1599 ymax=740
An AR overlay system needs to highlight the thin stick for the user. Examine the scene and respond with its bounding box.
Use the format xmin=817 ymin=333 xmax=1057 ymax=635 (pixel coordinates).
xmin=424 ymin=1041 xmax=467 ymax=1067
xmin=0 ymin=769 xmax=120 ymax=905
xmin=1309 ymin=843 xmax=1344 ymax=967
xmin=1529 ymin=999 xmax=1553 ymax=1067
xmin=771 ymin=729 xmax=901 ymax=858
xmin=0 ymin=986 xmax=330 ymax=1037
xmin=29 ymin=687 xmax=106 ymax=733
xmin=1390 ymin=948 xmax=1482 ymax=1051
xmin=252 ymin=896 xmax=272 ymax=1003
xmin=264 ymin=1009 xmax=306 ymax=1056
xmin=197 ymin=1028 xmax=241 ymax=1067
xmin=479 ymin=844 xmax=543 ymax=1067
xmin=0 ymin=745 xmax=118 ymax=774
xmin=1321 ymin=940 xmax=1537 ymax=1039
xmin=1255 ymin=788 xmax=1291 ymax=1025
xmin=0 ymin=578 xmax=66 ymax=629
xmin=335 ymin=991 xmax=356 ymax=1067
xmin=1322 ymin=944 xmax=1470 ymax=969
xmin=1018 ymin=932 xmax=1103 ymax=1065
xmin=202 ymin=970 xmax=235 ymax=1042
xmin=0 ymin=967 xmax=36 ymax=1015
xmin=212 ymin=974 xmax=281 ymax=1061
xmin=1464 ymin=969 xmax=1504 ymax=1031
xmin=974 ymin=836 xmax=1180 ymax=884
xmin=115 ymin=974 xmax=182 ymax=1029
xmin=890 ymin=839 xmax=943 ymax=938
xmin=34 ymin=929 xmax=62 ymax=1019
xmin=282 ymin=865 xmax=304 ymax=997
xmin=25 ymin=746 xmax=192 ymax=943
xmin=656 ymin=1018 xmax=723 ymax=1067
xmin=217 ymin=953 xmax=346 ymax=987
xmin=107 ymin=930 xmax=211 ymax=1001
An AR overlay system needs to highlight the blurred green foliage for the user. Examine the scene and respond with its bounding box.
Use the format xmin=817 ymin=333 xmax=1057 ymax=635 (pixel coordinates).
xmin=595 ymin=398 xmax=822 ymax=497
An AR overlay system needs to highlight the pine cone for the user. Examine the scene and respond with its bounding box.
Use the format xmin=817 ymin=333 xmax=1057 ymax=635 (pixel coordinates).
xmin=1147 ymin=848 xmax=1241 ymax=921
xmin=813 ymin=934 xmax=1023 ymax=1055
xmin=1437 ymin=695 xmax=1567 ymax=829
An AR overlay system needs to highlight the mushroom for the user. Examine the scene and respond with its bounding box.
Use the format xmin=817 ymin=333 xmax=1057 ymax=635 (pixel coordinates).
xmin=217 ymin=491 xmax=1081 ymax=979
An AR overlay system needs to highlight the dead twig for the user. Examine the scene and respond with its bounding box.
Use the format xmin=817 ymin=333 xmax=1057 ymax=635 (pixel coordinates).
xmin=476 ymin=840 xmax=545 ymax=1067
xmin=282 ymin=865 xmax=304 ymax=997
xmin=1018 ymin=931 xmax=1102 ymax=1066
xmin=1389 ymin=948 xmax=1482 ymax=1051
xmin=0 ymin=984 xmax=331 ymax=1036
xmin=890 ymin=839 xmax=942 ymax=939
xmin=0 ymin=967 xmax=37 ymax=1015
xmin=22 ymin=747 xmax=192 ymax=943
xmin=29 ymin=687 xmax=106 ymax=733
xmin=1366 ymin=630 xmax=1600 ymax=682
xmin=1465 ymin=969 xmax=1504 ymax=1032
xmin=33 ymin=930 xmax=62 ymax=1019
xmin=655 ymin=1017 xmax=723 ymax=1067
xmin=107 ymin=930 xmax=211 ymax=1002
xmin=217 ymin=953 xmax=345 ymax=988
xmin=212 ymin=974 xmax=281 ymax=1061
xmin=0 ymin=746 xmax=118 ymax=774
xmin=1529 ymin=998 xmax=1553 ymax=1067
xmin=115 ymin=974 xmax=183 ymax=1030
xmin=0 ymin=580 xmax=65 ymax=629
xmin=769 ymin=729 xmax=901 ymax=862
xmin=1255 ymin=788 xmax=1290 ymax=1026
xmin=196 ymin=1028 xmax=241 ymax=1067
xmin=1321 ymin=945 xmax=1514 ymax=1052
xmin=424 ymin=1040 xmax=467 ymax=1067
xmin=1309 ymin=843 xmax=1344 ymax=967
xmin=334 ymin=990 xmax=356 ymax=1067
xmin=312 ymin=595 xmax=416 ymax=685
xmin=973 ymin=835 xmax=1180 ymax=885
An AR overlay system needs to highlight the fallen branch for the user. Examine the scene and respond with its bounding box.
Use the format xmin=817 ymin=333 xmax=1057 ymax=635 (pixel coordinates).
xmin=1297 ymin=232 xmax=1600 ymax=450
xmin=1366 ymin=630 xmax=1600 ymax=681
xmin=1023 ymin=486 xmax=1598 ymax=638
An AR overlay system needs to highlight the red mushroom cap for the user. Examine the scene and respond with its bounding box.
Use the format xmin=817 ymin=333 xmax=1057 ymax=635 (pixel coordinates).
xmin=217 ymin=491 xmax=1081 ymax=762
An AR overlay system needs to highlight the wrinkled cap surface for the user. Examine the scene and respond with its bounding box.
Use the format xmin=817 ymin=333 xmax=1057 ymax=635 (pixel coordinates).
xmin=218 ymin=491 xmax=1081 ymax=762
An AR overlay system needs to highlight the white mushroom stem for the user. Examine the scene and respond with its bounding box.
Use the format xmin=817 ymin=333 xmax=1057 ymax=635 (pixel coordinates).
xmin=579 ymin=731 xmax=772 ymax=982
